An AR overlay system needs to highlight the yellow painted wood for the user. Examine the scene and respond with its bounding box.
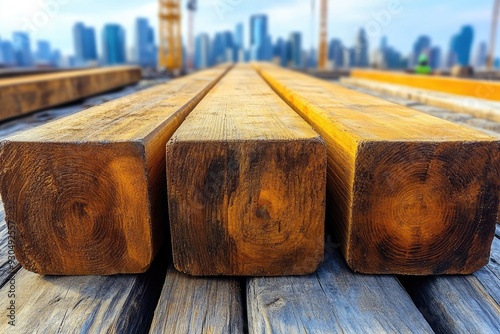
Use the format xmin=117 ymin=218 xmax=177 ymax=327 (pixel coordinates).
xmin=341 ymin=77 xmax=500 ymax=123
xmin=350 ymin=69 xmax=500 ymax=102
xmin=0 ymin=66 xmax=142 ymax=122
xmin=0 ymin=65 xmax=231 ymax=275
xmin=167 ymin=64 xmax=327 ymax=276
xmin=255 ymin=62 xmax=500 ymax=275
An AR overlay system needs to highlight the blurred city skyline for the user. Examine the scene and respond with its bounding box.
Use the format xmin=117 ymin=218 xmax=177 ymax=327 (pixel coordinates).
xmin=0 ymin=0 xmax=498 ymax=70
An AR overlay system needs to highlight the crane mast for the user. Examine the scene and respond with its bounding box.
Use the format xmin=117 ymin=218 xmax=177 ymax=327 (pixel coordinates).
xmin=158 ymin=0 xmax=183 ymax=73
xmin=318 ymin=0 xmax=328 ymax=70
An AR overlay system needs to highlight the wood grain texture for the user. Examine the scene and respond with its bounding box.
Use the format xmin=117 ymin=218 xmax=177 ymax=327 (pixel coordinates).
xmin=401 ymin=237 xmax=500 ymax=334
xmin=0 ymin=66 xmax=142 ymax=121
xmin=341 ymin=77 xmax=500 ymax=123
xmin=350 ymin=69 xmax=500 ymax=103
xmin=149 ymin=266 xmax=244 ymax=334
xmin=0 ymin=65 xmax=231 ymax=275
xmin=255 ymin=63 xmax=500 ymax=275
xmin=0 ymin=247 xmax=168 ymax=333
xmin=167 ymin=64 xmax=326 ymax=276
xmin=247 ymin=243 xmax=434 ymax=334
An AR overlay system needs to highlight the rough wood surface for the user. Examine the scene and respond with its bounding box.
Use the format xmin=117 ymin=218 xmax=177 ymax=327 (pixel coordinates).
xmin=247 ymin=243 xmax=434 ymax=334
xmin=167 ymin=64 xmax=326 ymax=276
xmin=341 ymin=77 xmax=500 ymax=123
xmin=0 ymin=247 xmax=168 ymax=333
xmin=256 ymin=63 xmax=500 ymax=275
xmin=349 ymin=69 xmax=500 ymax=103
xmin=0 ymin=65 xmax=231 ymax=275
xmin=401 ymin=237 xmax=500 ymax=334
xmin=0 ymin=66 xmax=142 ymax=122
xmin=149 ymin=266 xmax=244 ymax=333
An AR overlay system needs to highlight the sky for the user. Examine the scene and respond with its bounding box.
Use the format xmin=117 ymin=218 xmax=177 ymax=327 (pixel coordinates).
xmin=0 ymin=0 xmax=498 ymax=59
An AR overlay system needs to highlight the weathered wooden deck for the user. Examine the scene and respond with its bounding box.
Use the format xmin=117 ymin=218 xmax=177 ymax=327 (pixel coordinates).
xmin=0 ymin=78 xmax=499 ymax=333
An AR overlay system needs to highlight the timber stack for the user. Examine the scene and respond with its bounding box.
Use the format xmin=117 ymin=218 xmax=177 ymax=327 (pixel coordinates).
xmin=0 ymin=63 xmax=498 ymax=277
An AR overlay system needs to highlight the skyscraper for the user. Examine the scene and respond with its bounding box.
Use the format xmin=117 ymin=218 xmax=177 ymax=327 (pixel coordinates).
xmin=474 ymin=41 xmax=488 ymax=68
xmin=135 ymin=18 xmax=156 ymax=67
xmin=448 ymin=26 xmax=474 ymax=67
xmin=12 ymin=32 xmax=33 ymax=67
xmin=102 ymin=24 xmax=126 ymax=65
xmin=0 ymin=40 xmax=16 ymax=66
xmin=250 ymin=14 xmax=270 ymax=61
xmin=194 ymin=33 xmax=210 ymax=69
xmin=328 ymin=39 xmax=344 ymax=68
xmin=289 ymin=32 xmax=302 ymax=68
xmin=36 ymin=40 xmax=51 ymax=65
xmin=455 ymin=25 xmax=474 ymax=66
xmin=274 ymin=38 xmax=288 ymax=67
xmin=412 ymin=35 xmax=431 ymax=66
xmin=354 ymin=28 xmax=369 ymax=67
xmin=429 ymin=46 xmax=441 ymax=69
xmin=234 ymin=23 xmax=244 ymax=62
xmin=73 ymin=22 xmax=97 ymax=65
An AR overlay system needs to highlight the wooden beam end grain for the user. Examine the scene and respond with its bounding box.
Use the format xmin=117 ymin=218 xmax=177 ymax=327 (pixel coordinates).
xmin=0 ymin=140 xmax=158 ymax=275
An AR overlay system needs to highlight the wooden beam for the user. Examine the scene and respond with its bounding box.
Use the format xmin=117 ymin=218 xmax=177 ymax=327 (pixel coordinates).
xmin=350 ymin=69 xmax=500 ymax=102
xmin=0 ymin=66 xmax=142 ymax=122
xmin=0 ymin=65 xmax=231 ymax=275
xmin=167 ymin=64 xmax=326 ymax=276
xmin=255 ymin=63 xmax=500 ymax=275
xmin=341 ymin=77 xmax=500 ymax=123
xmin=149 ymin=266 xmax=244 ymax=333
xmin=247 ymin=244 xmax=434 ymax=333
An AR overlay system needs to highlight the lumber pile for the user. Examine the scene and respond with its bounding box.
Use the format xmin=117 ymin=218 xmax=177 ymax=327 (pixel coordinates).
xmin=166 ymin=64 xmax=326 ymax=276
xmin=255 ymin=63 xmax=500 ymax=275
xmin=0 ymin=65 xmax=230 ymax=275
xmin=0 ymin=66 xmax=141 ymax=122
xmin=1 ymin=62 xmax=497 ymax=278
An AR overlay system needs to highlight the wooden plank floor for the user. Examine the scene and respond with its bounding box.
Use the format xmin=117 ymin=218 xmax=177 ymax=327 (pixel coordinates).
xmin=149 ymin=267 xmax=244 ymax=333
xmin=0 ymin=66 xmax=498 ymax=333
xmin=248 ymin=243 xmax=434 ymax=333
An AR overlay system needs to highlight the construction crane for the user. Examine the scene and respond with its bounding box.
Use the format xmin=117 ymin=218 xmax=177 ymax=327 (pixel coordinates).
xmin=318 ymin=0 xmax=328 ymax=70
xmin=487 ymin=0 xmax=500 ymax=69
xmin=187 ymin=0 xmax=198 ymax=71
xmin=158 ymin=0 xmax=183 ymax=73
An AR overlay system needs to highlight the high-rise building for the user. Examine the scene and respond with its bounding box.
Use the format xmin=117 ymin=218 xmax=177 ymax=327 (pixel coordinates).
xmin=411 ymin=35 xmax=431 ymax=66
xmin=135 ymin=18 xmax=156 ymax=67
xmin=456 ymin=25 xmax=474 ymax=66
xmin=0 ymin=40 xmax=16 ymax=66
xmin=102 ymin=24 xmax=126 ymax=65
xmin=474 ymin=41 xmax=488 ymax=68
xmin=448 ymin=25 xmax=474 ymax=67
xmin=194 ymin=33 xmax=210 ymax=69
xmin=73 ymin=22 xmax=97 ymax=65
xmin=274 ymin=38 xmax=288 ymax=67
xmin=354 ymin=28 xmax=369 ymax=67
xmin=234 ymin=23 xmax=244 ymax=62
xmin=211 ymin=31 xmax=234 ymax=64
xmin=328 ymin=39 xmax=344 ymax=68
xmin=51 ymin=49 xmax=62 ymax=67
xmin=36 ymin=40 xmax=51 ymax=65
xmin=289 ymin=32 xmax=302 ymax=68
xmin=12 ymin=32 xmax=33 ymax=67
xmin=429 ymin=46 xmax=441 ymax=69
xmin=250 ymin=14 xmax=270 ymax=61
